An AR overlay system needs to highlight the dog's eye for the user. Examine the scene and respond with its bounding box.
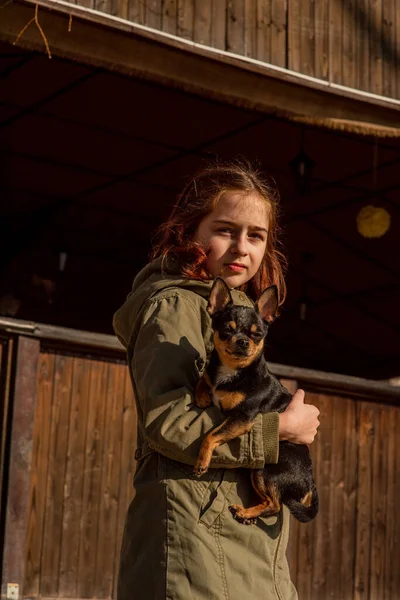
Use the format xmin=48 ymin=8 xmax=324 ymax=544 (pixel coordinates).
xmin=222 ymin=324 xmax=236 ymax=336
xmin=251 ymin=330 xmax=262 ymax=341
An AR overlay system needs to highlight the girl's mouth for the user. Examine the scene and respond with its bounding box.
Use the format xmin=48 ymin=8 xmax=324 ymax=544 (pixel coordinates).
xmin=226 ymin=263 xmax=246 ymax=272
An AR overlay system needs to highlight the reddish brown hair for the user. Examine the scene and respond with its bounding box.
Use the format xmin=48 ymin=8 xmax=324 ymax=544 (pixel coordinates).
xmin=151 ymin=159 xmax=287 ymax=304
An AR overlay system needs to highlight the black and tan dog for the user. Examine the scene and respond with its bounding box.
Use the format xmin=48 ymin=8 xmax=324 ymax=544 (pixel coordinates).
xmin=194 ymin=277 xmax=318 ymax=524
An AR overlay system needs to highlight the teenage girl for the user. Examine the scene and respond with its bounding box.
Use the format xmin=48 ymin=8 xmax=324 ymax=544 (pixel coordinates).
xmin=113 ymin=160 xmax=320 ymax=600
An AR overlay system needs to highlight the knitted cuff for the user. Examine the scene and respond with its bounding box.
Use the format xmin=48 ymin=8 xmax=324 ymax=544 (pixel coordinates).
xmin=262 ymin=412 xmax=280 ymax=464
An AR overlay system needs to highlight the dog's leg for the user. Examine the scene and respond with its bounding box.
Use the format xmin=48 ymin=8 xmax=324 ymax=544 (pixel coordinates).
xmin=193 ymin=416 xmax=254 ymax=477
xmin=194 ymin=375 xmax=212 ymax=409
xmin=229 ymin=471 xmax=281 ymax=525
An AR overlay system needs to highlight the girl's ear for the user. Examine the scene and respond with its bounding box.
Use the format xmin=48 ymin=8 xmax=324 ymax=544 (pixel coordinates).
xmin=207 ymin=277 xmax=233 ymax=315
xmin=256 ymin=285 xmax=278 ymax=323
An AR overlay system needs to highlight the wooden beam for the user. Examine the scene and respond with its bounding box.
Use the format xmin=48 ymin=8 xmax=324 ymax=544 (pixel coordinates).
xmin=1 ymin=1 xmax=400 ymax=136
xmin=0 ymin=318 xmax=399 ymax=401
xmin=1 ymin=336 xmax=40 ymax=598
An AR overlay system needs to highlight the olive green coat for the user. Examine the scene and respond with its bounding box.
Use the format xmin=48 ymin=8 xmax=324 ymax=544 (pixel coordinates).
xmin=113 ymin=257 xmax=297 ymax=600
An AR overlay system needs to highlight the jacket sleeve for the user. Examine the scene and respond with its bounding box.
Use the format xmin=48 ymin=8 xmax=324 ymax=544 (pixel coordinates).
xmin=131 ymin=291 xmax=279 ymax=469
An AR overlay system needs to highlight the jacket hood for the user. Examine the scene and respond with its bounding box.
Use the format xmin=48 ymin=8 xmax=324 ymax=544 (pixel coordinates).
xmin=113 ymin=256 xmax=214 ymax=350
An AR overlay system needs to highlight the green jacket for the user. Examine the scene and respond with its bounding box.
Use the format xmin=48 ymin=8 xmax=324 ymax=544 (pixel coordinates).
xmin=113 ymin=257 xmax=297 ymax=600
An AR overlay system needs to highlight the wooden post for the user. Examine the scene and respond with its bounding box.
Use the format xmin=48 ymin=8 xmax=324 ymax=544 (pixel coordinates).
xmin=0 ymin=338 xmax=14 ymax=530
xmin=1 ymin=336 xmax=40 ymax=598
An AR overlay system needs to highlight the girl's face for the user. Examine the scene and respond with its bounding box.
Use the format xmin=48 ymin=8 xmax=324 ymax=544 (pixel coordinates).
xmin=194 ymin=190 xmax=269 ymax=288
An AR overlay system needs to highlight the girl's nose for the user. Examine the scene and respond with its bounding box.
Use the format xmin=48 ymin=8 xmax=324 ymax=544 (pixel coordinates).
xmin=232 ymin=234 xmax=248 ymax=256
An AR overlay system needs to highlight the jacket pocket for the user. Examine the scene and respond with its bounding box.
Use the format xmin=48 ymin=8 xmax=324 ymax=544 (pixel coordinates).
xmin=198 ymin=468 xmax=232 ymax=528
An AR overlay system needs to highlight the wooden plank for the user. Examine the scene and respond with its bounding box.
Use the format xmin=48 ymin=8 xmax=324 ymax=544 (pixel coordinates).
xmin=244 ymin=0 xmax=257 ymax=58
xmin=342 ymin=0 xmax=357 ymax=88
xmin=116 ymin=0 xmax=129 ymax=20
xmin=40 ymin=354 xmax=74 ymax=596
xmin=339 ymin=396 xmax=358 ymax=599
xmin=77 ymin=359 xmax=109 ymax=597
xmin=78 ymin=0 xmax=94 ymax=10
xmin=210 ymin=0 xmax=227 ymax=50
xmin=314 ymin=0 xmax=329 ymax=79
xmin=162 ymin=0 xmax=177 ymax=35
xmin=0 ymin=317 xmax=125 ymax=353
xmin=383 ymin=405 xmax=396 ymax=600
xmin=95 ymin=362 xmax=126 ymax=597
xmin=287 ymin=0 xmax=301 ymax=72
xmin=0 ymin=338 xmax=13 ymax=531
xmin=194 ymin=0 xmax=212 ymax=46
xmin=369 ymin=404 xmax=387 ymax=599
xmin=1 ymin=336 xmax=40 ymax=597
xmin=382 ymin=0 xmax=396 ymax=98
xmin=255 ymin=0 xmax=271 ymax=63
xmin=293 ymin=390 xmax=328 ymax=598
xmin=310 ymin=393 xmax=334 ymax=599
xmin=177 ymin=0 xmax=194 ymax=40
xmin=369 ymin=0 xmax=383 ymax=95
xmin=226 ymin=0 xmax=245 ymax=55
xmin=24 ymin=352 xmax=55 ymax=597
xmin=357 ymin=0 xmax=370 ymax=91
xmin=270 ymin=0 xmax=287 ymax=68
xmin=325 ymin=395 xmax=347 ymax=598
xmin=93 ymin=0 xmax=107 ymax=17
xmin=323 ymin=395 xmax=357 ymax=599
xmin=354 ymin=402 xmax=374 ymax=600
xmin=385 ymin=404 xmax=399 ymax=600
xmin=127 ymin=0 xmax=146 ymax=24
xmin=146 ymin=0 xmax=162 ymax=30
xmin=391 ymin=406 xmax=400 ymax=598
xmin=329 ymin=0 xmax=343 ymax=83
xmin=281 ymin=379 xmax=300 ymax=584
xmin=112 ymin=370 xmax=137 ymax=595
xmin=300 ymin=0 xmax=315 ymax=77
xmin=58 ymin=357 xmax=92 ymax=597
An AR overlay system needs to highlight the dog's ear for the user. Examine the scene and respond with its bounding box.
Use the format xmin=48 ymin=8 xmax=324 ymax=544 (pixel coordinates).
xmin=207 ymin=277 xmax=233 ymax=315
xmin=256 ymin=285 xmax=278 ymax=323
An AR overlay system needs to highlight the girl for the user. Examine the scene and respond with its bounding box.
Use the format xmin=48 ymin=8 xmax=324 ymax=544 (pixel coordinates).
xmin=113 ymin=160 xmax=320 ymax=600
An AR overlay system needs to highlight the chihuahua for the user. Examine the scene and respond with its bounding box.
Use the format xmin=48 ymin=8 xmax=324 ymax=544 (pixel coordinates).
xmin=193 ymin=277 xmax=318 ymax=524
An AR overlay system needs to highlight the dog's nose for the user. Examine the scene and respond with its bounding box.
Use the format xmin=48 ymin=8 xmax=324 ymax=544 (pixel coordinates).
xmin=236 ymin=337 xmax=249 ymax=350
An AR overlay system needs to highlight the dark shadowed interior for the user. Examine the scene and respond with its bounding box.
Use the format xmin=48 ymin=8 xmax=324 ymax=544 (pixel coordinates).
xmin=1 ymin=40 xmax=399 ymax=379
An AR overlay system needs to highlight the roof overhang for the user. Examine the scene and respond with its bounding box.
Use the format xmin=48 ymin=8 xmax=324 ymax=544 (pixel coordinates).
xmin=2 ymin=0 xmax=400 ymax=137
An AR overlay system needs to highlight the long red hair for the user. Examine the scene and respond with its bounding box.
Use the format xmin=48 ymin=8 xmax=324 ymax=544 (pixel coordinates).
xmin=151 ymin=159 xmax=287 ymax=304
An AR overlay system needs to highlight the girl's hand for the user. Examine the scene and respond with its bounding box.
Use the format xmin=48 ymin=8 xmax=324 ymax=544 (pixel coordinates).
xmin=279 ymin=389 xmax=320 ymax=444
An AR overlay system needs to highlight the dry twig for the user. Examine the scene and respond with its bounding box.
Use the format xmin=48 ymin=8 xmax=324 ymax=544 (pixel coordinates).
xmin=14 ymin=4 xmax=52 ymax=58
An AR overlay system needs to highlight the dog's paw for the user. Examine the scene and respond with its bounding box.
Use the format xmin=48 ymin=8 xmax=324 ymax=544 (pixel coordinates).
xmin=229 ymin=504 xmax=257 ymax=525
xmin=193 ymin=464 xmax=208 ymax=478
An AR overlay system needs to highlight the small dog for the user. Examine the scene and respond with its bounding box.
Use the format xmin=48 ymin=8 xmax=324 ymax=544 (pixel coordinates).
xmin=194 ymin=277 xmax=318 ymax=524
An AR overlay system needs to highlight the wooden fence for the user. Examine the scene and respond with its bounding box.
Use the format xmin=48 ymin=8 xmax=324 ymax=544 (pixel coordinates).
xmin=63 ymin=0 xmax=400 ymax=100
xmin=1 ymin=320 xmax=400 ymax=600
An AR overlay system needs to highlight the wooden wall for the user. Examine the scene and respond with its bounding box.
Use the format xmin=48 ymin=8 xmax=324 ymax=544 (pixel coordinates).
xmin=23 ymin=350 xmax=137 ymax=599
xmin=288 ymin=391 xmax=400 ymax=599
xmin=73 ymin=0 xmax=400 ymax=100
xmin=1 ymin=333 xmax=400 ymax=599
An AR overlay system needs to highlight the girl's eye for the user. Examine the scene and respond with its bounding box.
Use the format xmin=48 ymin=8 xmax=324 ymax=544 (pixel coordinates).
xmin=249 ymin=232 xmax=264 ymax=241
xmin=217 ymin=227 xmax=234 ymax=234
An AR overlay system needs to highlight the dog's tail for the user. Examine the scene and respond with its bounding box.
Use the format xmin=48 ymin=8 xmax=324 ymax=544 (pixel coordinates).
xmin=285 ymin=483 xmax=319 ymax=523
